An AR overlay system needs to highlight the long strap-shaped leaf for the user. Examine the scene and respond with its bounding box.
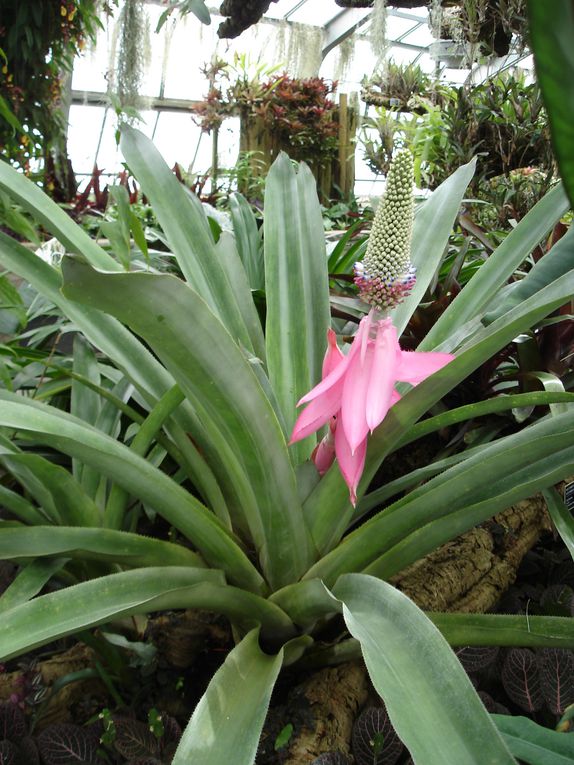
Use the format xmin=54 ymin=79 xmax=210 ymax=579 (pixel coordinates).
xmin=229 ymin=192 xmax=264 ymax=291
xmin=0 ymin=159 xmax=118 ymax=270
xmin=528 ymin=0 xmax=574 ymax=209
xmin=492 ymin=715 xmax=574 ymax=765
xmin=0 ymin=233 xmax=170 ymax=402
xmin=305 ymin=266 xmax=574 ymax=553
xmin=305 ymin=410 xmax=574 ymax=585
xmin=0 ymin=393 xmax=264 ymax=593
xmin=420 ymin=182 xmax=569 ymax=350
xmin=293 ymin=613 xmax=574 ymax=669
xmin=391 ymin=158 xmax=476 ymax=335
xmin=264 ymin=154 xmax=331 ymax=461
xmin=0 ymin=559 xmax=66 ymax=614
xmin=0 ymin=567 xmax=295 ymax=661
xmin=173 ymin=629 xmax=283 ymax=765
xmin=0 ymin=451 xmax=101 ymax=527
xmin=0 ymin=526 xmax=204 ymax=569
xmin=61 ymin=260 xmax=315 ymax=590
xmin=0 ymin=234 xmax=227 ymax=514
xmin=120 ymin=126 xmax=265 ymax=360
xmin=483 ymin=224 xmax=574 ymax=324
xmin=335 ymin=574 xmax=516 ymax=765
xmin=364 ymin=449 xmax=574 ymax=581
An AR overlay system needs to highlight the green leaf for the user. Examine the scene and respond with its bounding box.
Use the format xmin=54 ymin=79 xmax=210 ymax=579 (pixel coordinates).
xmin=484 ymin=225 xmax=574 ymax=324
xmin=0 ymin=568 xmax=295 ymax=661
xmin=0 ymin=451 xmax=102 ymax=527
xmin=0 ymin=274 xmax=26 ymax=330
xmin=492 ymin=715 xmax=574 ymax=765
xmin=229 ymin=192 xmax=263 ymax=291
xmin=335 ymin=574 xmax=516 ymax=765
xmin=0 ymin=558 xmax=66 ymax=614
xmin=185 ymin=0 xmax=211 ymax=25
xmin=430 ymin=613 xmax=574 ymax=650
xmin=0 ymin=234 xmax=226 ymax=511
xmin=0 ymin=526 xmax=204 ymax=569
xmin=264 ymin=154 xmax=331 ymax=460
xmin=173 ymin=630 xmax=282 ymax=765
xmin=420 ymin=182 xmax=570 ymax=351
xmin=0 ymin=233 xmax=174 ymax=409
xmin=543 ymin=487 xmax=574 ymax=562
xmin=528 ymin=0 xmax=574 ymax=208
xmin=104 ymin=384 xmax=185 ymax=530
xmin=71 ymin=335 xmax=101 ymax=486
xmin=306 ymin=409 xmax=574 ymax=585
xmin=120 ymin=126 xmax=264 ymax=360
xmin=395 ymin=391 xmax=574 ymax=452
xmin=0 ymin=94 xmax=22 ymax=132
xmin=0 ymin=483 xmax=44 ymax=524
xmin=61 ymin=260 xmax=314 ymax=590
xmin=391 ymin=158 xmax=476 ymax=335
xmin=0 ymin=392 xmax=264 ymax=593
xmin=0 ymin=162 xmax=118 ymax=271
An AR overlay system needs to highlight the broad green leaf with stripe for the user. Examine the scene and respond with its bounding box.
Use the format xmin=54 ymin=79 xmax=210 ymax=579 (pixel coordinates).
xmin=120 ymin=126 xmax=264 ymax=360
xmin=71 ymin=335 xmax=101 ymax=486
xmin=0 ymin=451 xmax=101 ymax=527
xmin=528 ymin=0 xmax=574 ymax=208
xmin=298 ymin=613 xmax=574 ymax=668
xmin=420 ymin=182 xmax=570 ymax=351
xmin=0 ymin=233 xmax=174 ymax=406
xmin=173 ymin=630 xmax=283 ymax=765
xmin=0 ymin=484 xmax=43 ymax=524
xmin=229 ymin=192 xmax=264 ymax=291
xmin=61 ymin=260 xmax=314 ymax=590
xmin=0 ymin=234 xmax=230 ymax=513
xmin=430 ymin=613 xmax=574 ymax=649
xmin=0 ymin=392 xmax=264 ymax=593
xmin=104 ymin=384 xmax=185 ymax=530
xmin=543 ymin=487 xmax=574 ymax=562
xmin=395 ymin=391 xmax=574 ymax=451
xmin=305 ymin=265 xmax=574 ymax=553
xmin=492 ymin=715 xmax=574 ymax=765
xmin=484 ymin=224 xmax=574 ymax=324
xmin=0 ymin=160 xmax=118 ymax=270
xmin=264 ymin=154 xmax=331 ymax=461
xmin=0 ymin=558 xmax=66 ymax=614
xmin=335 ymin=574 xmax=516 ymax=765
xmin=391 ymin=158 xmax=476 ymax=335
xmin=0 ymin=567 xmax=295 ymax=661
xmin=0 ymin=526 xmax=203 ymax=569
xmin=305 ymin=409 xmax=574 ymax=585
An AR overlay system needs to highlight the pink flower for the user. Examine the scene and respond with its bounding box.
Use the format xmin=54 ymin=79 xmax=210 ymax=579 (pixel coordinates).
xmin=290 ymin=310 xmax=454 ymax=505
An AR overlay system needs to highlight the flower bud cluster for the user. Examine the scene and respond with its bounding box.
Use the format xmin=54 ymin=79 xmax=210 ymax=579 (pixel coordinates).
xmin=355 ymin=149 xmax=416 ymax=311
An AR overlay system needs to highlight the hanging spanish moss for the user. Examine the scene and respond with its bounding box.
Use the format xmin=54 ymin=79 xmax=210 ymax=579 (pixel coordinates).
xmin=369 ymin=0 xmax=388 ymax=70
xmin=287 ymin=23 xmax=324 ymax=78
xmin=276 ymin=20 xmax=288 ymax=66
xmin=429 ymin=0 xmax=443 ymax=39
xmin=334 ymin=35 xmax=356 ymax=85
xmin=112 ymin=0 xmax=151 ymax=111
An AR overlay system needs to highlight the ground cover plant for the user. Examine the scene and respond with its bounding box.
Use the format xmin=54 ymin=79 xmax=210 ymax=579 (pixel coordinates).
xmin=0 ymin=120 xmax=573 ymax=763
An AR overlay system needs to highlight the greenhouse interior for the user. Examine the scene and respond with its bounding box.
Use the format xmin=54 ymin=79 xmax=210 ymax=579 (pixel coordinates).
xmin=0 ymin=1 xmax=573 ymax=763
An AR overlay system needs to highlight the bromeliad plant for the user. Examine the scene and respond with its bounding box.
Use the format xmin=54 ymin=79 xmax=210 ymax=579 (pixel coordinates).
xmin=0 ymin=125 xmax=573 ymax=764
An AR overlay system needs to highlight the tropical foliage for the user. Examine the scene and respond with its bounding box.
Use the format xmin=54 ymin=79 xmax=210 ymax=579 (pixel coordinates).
xmin=0 ymin=115 xmax=572 ymax=763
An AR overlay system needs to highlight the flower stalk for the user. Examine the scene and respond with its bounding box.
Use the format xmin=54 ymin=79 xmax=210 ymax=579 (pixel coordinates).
xmin=291 ymin=150 xmax=454 ymax=504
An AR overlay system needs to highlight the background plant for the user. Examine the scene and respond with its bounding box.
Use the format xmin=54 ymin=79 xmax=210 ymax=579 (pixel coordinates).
xmin=0 ymin=1 xmax=112 ymax=198
xmin=361 ymin=71 xmax=554 ymax=225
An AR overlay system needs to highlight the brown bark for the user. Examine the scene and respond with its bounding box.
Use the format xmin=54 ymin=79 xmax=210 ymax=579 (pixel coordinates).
xmin=259 ymin=662 xmax=369 ymax=764
xmin=391 ymin=496 xmax=552 ymax=613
